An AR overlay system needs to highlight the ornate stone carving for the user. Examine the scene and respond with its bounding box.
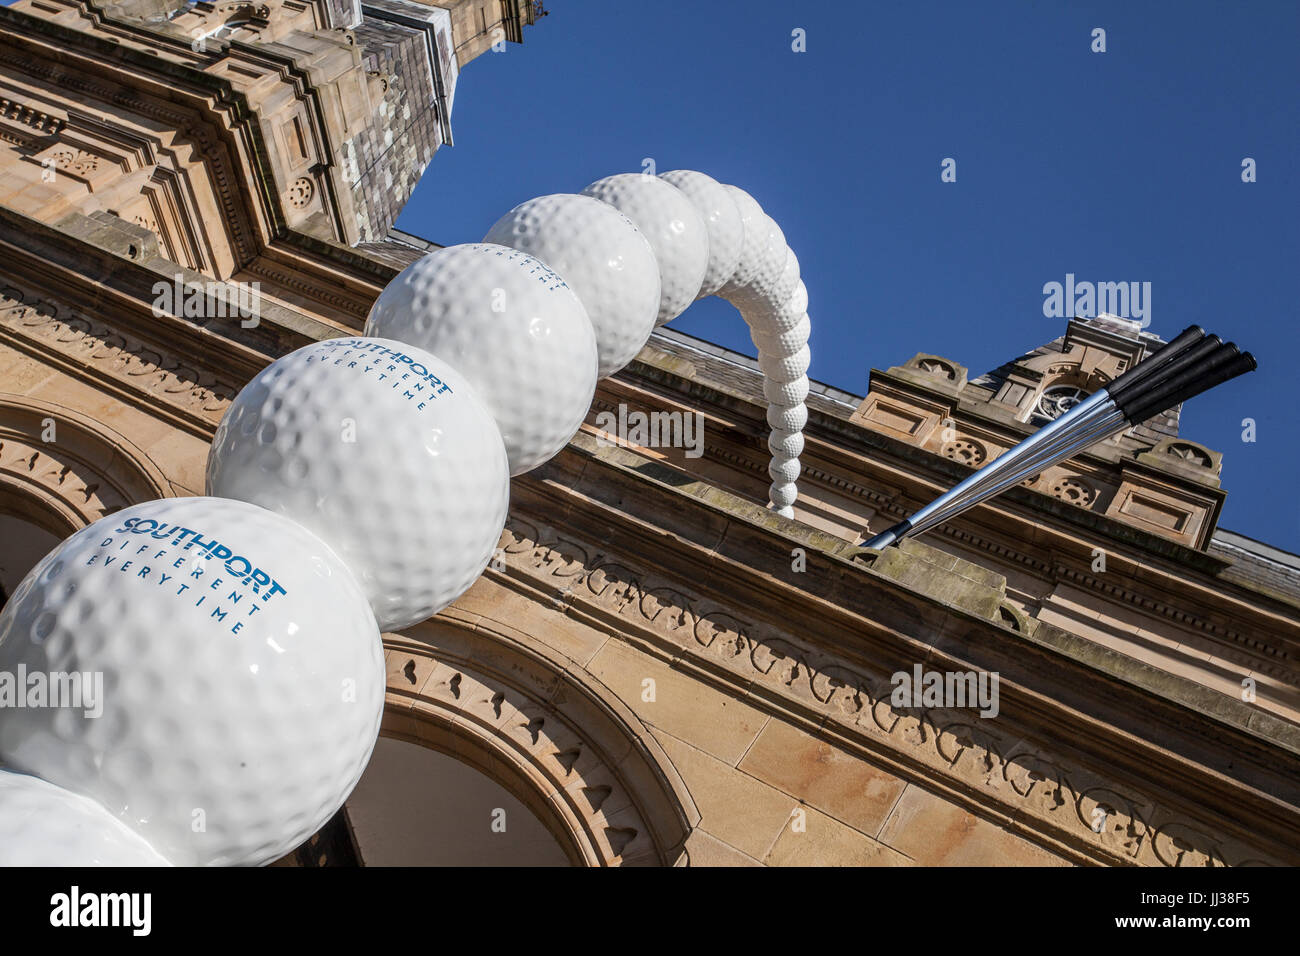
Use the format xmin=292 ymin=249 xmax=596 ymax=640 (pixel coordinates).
xmin=287 ymin=176 xmax=314 ymax=208
xmin=383 ymin=626 xmax=695 ymax=866
xmin=0 ymin=394 xmax=172 ymax=532
xmin=48 ymin=146 xmax=99 ymax=176
xmin=1050 ymin=476 xmax=1096 ymax=508
xmin=941 ymin=437 xmax=987 ymax=467
xmin=918 ymin=358 xmax=956 ymax=380
xmin=0 ymin=287 xmax=236 ymax=431
xmin=1166 ymin=441 xmax=1212 ymax=468
xmin=1036 ymin=384 xmax=1089 ymax=422
xmin=0 ymin=95 xmax=63 ymax=135
xmin=0 ymin=48 xmax=259 ymax=265
xmin=490 ymin=514 xmax=1286 ymax=867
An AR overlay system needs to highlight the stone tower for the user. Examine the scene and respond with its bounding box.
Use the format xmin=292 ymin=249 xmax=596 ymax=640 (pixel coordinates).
xmin=0 ymin=0 xmax=542 ymax=262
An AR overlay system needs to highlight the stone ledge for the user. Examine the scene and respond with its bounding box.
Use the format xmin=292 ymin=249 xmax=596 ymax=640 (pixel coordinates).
xmin=559 ymin=429 xmax=1300 ymax=763
xmin=859 ymin=538 xmax=1007 ymax=622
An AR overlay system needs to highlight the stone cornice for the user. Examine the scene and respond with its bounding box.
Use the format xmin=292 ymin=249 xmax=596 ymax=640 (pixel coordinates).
xmin=0 ymin=205 xmax=294 ymax=351
xmin=619 ymin=344 xmax=1300 ymax=631
xmin=495 ymin=431 xmax=1300 ymax=867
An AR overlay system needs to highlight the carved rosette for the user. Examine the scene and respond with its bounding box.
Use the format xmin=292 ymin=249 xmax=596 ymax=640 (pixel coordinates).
xmin=287 ymin=176 xmax=314 ymax=209
xmin=1051 ymin=476 xmax=1096 ymax=508
xmin=942 ymin=437 xmax=987 ymax=467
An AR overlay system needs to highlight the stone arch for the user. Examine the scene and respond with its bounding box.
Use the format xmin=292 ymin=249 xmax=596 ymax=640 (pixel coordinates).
xmin=0 ymin=392 xmax=172 ymax=536
xmin=380 ymin=616 xmax=700 ymax=867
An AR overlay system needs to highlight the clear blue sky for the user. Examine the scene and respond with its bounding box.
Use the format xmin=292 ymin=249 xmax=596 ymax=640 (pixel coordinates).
xmin=399 ymin=1 xmax=1299 ymax=551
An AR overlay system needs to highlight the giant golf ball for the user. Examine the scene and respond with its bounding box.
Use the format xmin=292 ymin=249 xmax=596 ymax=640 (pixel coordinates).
xmin=0 ymin=770 xmax=171 ymax=866
xmin=206 ymin=337 xmax=509 ymax=632
xmin=582 ymin=173 xmax=709 ymax=325
xmin=658 ymin=170 xmax=742 ymax=299
xmin=484 ymin=193 xmax=660 ymax=378
xmin=0 ymin=496 xmax=384 ymax=866
xmin=719 ymin=186 xmax=786 ymax=307
xmin=365 ymin=243 xmax=598 ymax=476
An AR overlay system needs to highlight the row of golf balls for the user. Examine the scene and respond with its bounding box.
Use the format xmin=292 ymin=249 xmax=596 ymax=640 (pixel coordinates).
xmin=367 ymin=170 xmax=811 ymax=511
xmin=0 ymin=170 xmax=810 ymax=866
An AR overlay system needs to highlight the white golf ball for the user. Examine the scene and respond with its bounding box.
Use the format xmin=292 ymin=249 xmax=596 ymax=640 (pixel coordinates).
xmin=742 ymin=215 xmax=789 ymax=307
xmin=0 ymin=496 xmax=383 ymax=866
xmin=751 ymin=315 xmax=811 ymax=357
xmin=768 ymin=428 xmax=805 ymax=459
xmin=366 ymin=243 xmax=598 ymax=476
xmin=582 ymin=173 xmax=709 ymax=325
xmin=763 ymin=375 xmax=810 ymax=407
xmin=658 ymin=170 xmax=743 ymax=299
xmin=0 ymin=770 xmax=171 ymax=866
xmin=206 ymin=337 xmax=509 ymax=632
xmin=770 ymin=481 xmax=798 ymax=511
xmin=484 ymin=194 xmax=660 ymax=378
xmin=768 ymin=403 xmax=808 ymax=432
xmin=759 ymin=343 xmax=812 ymax=383
xmin=718 ymin=184 xmax=766 ymax=293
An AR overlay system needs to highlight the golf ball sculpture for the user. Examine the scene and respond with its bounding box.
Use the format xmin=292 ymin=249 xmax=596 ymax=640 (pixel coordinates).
xmin=484 ymin=169 xmax=811 ymax=517
xmin=0 ymin=770 xmax=171 ymax=867
xmin=206 ymin=336 xmax=511 ymax=632
xmin=0 ymin=168 xmax=808 ymax=865
xmin=0 ymin=497 xmax=384 ymax=866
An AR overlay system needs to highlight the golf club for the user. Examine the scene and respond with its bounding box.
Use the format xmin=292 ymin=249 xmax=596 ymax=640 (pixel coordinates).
xmin=862 ymin=326 xmax=1255 ymax=549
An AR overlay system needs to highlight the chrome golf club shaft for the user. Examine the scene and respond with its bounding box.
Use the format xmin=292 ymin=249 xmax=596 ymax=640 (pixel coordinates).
xmin=862 ymin=326 xmax=1254 ymax=550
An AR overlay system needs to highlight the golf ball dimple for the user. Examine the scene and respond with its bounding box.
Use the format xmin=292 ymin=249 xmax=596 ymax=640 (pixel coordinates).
xmin=484 ymin=193 xmax=660 ymax=379
xmin=0 ymin=770 xmax=172 ymax=866
xmin=582 ymin=173 xmax=710 ymax=325
xmin=206 ymin=337 xmax=510 ymax=632
xmin=366 ymin=243 xmax=598 ymax=476
xmin=0 ymin=497 xmax=384 ymax=866
xmin=658 ymin=169 xmax=743 ymax=299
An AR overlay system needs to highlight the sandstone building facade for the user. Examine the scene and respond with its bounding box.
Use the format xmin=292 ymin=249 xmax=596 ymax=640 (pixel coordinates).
xmin=0 ymin=1 xmax=1296 ymax=866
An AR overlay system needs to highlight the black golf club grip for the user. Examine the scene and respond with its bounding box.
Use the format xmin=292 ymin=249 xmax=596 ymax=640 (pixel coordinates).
xmin=1122 ymin=342 xmax=1240 ymax=424
xmin=1126 ymin=350 xmax=1256 ymax=425
xmin=1105 ymin=324 xmax=1205 ymax=405
xmin=1112 ymin=335 xmax=1222 ymax=420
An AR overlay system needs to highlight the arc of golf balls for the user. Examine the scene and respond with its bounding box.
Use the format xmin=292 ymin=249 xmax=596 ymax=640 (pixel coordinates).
xmin=554 ymin=170 xmax=812 ymax=518
xmin=709 ymin=183 xmax=809 ymax=519
xmin=0 ymin=169 xmax=809 ymax=867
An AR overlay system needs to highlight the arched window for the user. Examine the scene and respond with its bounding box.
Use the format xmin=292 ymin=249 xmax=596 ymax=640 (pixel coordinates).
xmin=343 ymin=737 xmax=571 ymax=866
